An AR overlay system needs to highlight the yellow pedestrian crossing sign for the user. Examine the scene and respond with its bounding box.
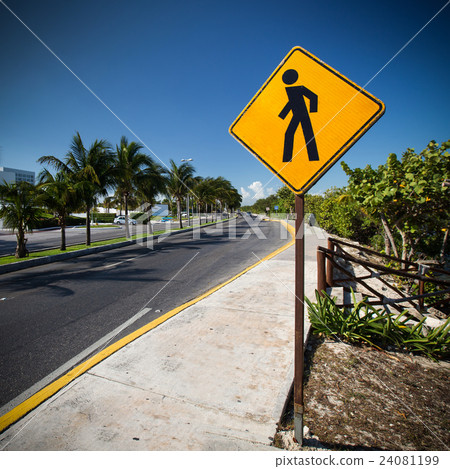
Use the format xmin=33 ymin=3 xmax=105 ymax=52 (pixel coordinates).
xmin=230 ymin=46 xmax=385 ymax=194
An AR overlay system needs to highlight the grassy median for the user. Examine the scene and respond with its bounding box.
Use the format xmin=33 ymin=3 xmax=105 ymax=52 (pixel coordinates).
xmin=0 ymin=219 xmax=229 ymax=266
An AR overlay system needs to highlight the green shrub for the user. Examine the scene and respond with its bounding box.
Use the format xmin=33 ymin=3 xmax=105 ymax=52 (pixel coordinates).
xmin=306 ymin=188 xmax=379 ymax=245
xmin=34 ymin=215 xmax=85 ymax=229
xmin=306 ymin=291 xmax=450 ymax=360
xmin=35 ymin=217 xmax=58 ymax=229
xmin=92 ymin=213 xmax=116 ymax=223
xmin=66 ymin=215 xmax=85 ymax=226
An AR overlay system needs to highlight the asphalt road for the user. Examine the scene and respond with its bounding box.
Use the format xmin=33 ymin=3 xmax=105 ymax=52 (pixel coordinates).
xmin=0 ymin=217 xmax=291 ymax=414
xmin=0 ymin=218 xmax=203 ymax=256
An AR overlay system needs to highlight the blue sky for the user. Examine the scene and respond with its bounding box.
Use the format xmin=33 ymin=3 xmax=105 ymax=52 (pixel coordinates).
xmin=0 ymin=0 xmax=449 ymax=206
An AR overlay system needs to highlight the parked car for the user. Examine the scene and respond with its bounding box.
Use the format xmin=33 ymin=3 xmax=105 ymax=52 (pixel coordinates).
xmin=161 ymin=216 xmax=173 ymax=222
xmin=114 ymin=215 xmax=137 ymax=225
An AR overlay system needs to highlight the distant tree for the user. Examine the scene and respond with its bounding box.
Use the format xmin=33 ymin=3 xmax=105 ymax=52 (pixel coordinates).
xmin=276 ymin=185 xmax=295 ymax=215
xmin=342 ymin=140 xmax=450 ymax=261
xmin=311 ymin=187 xmax=378 ymax=243
xmin=165 ymin=159 xmax=195 ymax=228
xmin=38 ymin=132 xmax=114 ymax=246
xmin=0 ymin=181 xmax=45 ymax=258
xmin=192 ymin=177 xmax=215 ymax=224
xmin=211 ymin=177 xmax=242 ymax=216
xmin=136 ymin=161 xmax=167 ymax=233
xmin=225 ymin=187 xmax=242 ymax=212
xmin=102 ymin=195 xmax=117 ymax=213
xmin=252 ymin=194 xmax=278 ymax=214
xmin=111 ymin=136 xmax=155 ymax=238
xmin=38 ymin=169 xmax=80 ymax=251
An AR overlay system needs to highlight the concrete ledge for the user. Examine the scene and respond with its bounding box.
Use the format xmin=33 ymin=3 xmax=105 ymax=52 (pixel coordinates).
xmin=0 ymin=218 xmax=234 ymax=275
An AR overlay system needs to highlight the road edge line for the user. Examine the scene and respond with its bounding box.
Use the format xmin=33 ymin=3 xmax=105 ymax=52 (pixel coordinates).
xmin=0 ymin=218 xmax=295 ymax=434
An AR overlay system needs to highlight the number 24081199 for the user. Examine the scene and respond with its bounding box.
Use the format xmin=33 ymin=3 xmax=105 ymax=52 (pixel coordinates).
xmin=380 ymin=456 xmax=439 ymax=466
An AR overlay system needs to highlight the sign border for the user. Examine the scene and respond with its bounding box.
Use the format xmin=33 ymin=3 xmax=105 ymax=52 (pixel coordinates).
xmin=229 ymin=46 xmax=386 ymax=194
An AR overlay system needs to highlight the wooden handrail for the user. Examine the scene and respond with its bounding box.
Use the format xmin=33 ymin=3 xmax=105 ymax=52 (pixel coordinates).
xmin=318 ymin=246 xmax=450 ymax=286
xmin=327 ymin=237 xmax=449 ymax=276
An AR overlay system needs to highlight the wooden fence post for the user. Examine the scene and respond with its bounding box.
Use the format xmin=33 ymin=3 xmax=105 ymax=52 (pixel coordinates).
xmin=317 ymin=249 xmax=327 ymax=296
xmin=326 ymin=239 xmax=334 ymax=287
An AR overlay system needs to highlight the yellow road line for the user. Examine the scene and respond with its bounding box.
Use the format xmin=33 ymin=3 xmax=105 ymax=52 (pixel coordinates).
xmin=0 ymin=219 xmax=294 ymax=433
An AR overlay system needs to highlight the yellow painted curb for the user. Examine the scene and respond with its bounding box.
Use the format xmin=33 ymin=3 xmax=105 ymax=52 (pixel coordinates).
xmin=0 ymin=218 xmax=294 ymax=433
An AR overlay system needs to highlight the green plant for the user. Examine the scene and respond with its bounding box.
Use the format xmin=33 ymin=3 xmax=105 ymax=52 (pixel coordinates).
xmin=92 ymin=213 xmax=116 ymax=223
xmin=38 ymin=169 xmax=81 ymax=250
xmin=111 ymin=136 xmax=159 ymax=238
xmin=306 ymin=291 xmax=449 ymax=360
xmin=0 ymin=181 xmax=46 ymax=257
xmin=38 ymin=132 xmax=114 ymax=246
xmin=165 ymin=159 xmax=196 ymax=229
xmin=342 ymin=140 xmax=450 ymax=261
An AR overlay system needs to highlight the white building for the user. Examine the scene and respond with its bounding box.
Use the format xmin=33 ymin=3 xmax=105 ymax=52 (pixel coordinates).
xmin=0 ymin=167 xmax=35 ymax=185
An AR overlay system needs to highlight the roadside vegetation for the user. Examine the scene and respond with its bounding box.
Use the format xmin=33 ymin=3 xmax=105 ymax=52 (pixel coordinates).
xmin=0 ymin=132 xmax=242 ymax=258
xmin=306 ymin=291 xmax=450 ymax=361
xmin=271 ymin=141 xmax=449 ymax=451
xmin=243 ymin=140 xmax=449 ymax=264
xmin=244 ymin=140 xmax=449 ymax=362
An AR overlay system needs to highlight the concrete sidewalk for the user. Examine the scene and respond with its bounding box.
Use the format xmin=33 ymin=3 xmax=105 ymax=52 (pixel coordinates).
xmin=0 ymin=227 xmax=327 ymax=451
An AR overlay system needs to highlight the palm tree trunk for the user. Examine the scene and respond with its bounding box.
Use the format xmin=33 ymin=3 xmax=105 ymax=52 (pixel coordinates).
xmin=177 ymin=198 xmax=183 ymax=229
xmin=15 ymin=228 xmax=27 ymax=258
xmin=124 ymin=193 xmax=130 ymax=239
xmin=86 ymin=206 xmax=91 ymax=246
xmin=60 ymin=215 xmax=66 ymax=251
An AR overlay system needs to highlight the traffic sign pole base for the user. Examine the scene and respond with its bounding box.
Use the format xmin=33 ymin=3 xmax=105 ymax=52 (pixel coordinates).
xmin=294 ymin=404 xmax=304 ymax=446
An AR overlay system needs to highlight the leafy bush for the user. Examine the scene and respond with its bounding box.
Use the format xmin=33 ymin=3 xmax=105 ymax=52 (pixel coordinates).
xmin=306 ymin=188 xmax=379 ymax=245
xmin=67 ymin=215 xmax=86 ymax=226
xmin=92 ymin=213 xmax=116 ymax=223
xmin=35 ymin=215 xmax=85 ymax=229
xmin=306 ymin=291 xmax=449 ymax=360
xmin=342 ymin=140 xmax=450 ymax=261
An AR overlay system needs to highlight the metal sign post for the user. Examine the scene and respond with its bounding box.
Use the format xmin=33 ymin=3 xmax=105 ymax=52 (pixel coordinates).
xmin=229 ymin=46 xmax=385 ymax=448
xmin=294 ymin=194 xmax=305 ymax=444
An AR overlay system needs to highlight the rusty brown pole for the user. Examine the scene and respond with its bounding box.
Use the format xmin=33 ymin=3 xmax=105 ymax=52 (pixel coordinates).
xmin=294 ymin=194 xmax=305 ymax=444
xmin=326 ymin=238 xmax=334 ymax=287
xmin=317 ymin=249 xmax=326 ymax=297
xmin=419 ymin=280 xmax=425 ymax=310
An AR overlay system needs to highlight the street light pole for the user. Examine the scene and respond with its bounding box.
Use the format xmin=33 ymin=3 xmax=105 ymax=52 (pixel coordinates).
xmin=187 ymin=192 xmax=190 ymax=227
xmin=181 ymin=158 xmax=193 ymax=227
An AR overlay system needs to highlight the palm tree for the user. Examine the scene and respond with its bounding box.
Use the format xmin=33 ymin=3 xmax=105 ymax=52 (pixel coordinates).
xmin=192 ymin=177 xmax=215 ymax=224
xmin=227 ymin=188 xmax=242 ymax=212
xmin=0 ymin=181 xmax=45 ymax=258
xmin=38 ymin=169 xmax=80 ymax=251
xmin=102 ymin=195 xmax=117 ymax=213
xmin=136 ymin=161 xmax=167 ymax=233
xmin=165 ymin=159 xmax=195 ymax=229
xmin=211 ymin=177 xmax=234 ymax=219
xmin=38 ymin=132 xmax=114 ymax=245
xmin=111 ymin=136 xmax=156 ymax=238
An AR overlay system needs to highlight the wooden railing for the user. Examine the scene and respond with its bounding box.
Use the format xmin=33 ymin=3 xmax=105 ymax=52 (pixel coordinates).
xmin=317 ymin=237 xmax=450 ymax=315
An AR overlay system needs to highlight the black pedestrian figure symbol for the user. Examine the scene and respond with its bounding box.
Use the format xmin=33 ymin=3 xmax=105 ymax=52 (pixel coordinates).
xmin=279 ymin=69 xmax=319 ymax=163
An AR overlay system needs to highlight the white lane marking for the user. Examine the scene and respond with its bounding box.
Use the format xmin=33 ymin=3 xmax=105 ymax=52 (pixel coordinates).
xmin=103 ymin=252 xmax=149 ymax=269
